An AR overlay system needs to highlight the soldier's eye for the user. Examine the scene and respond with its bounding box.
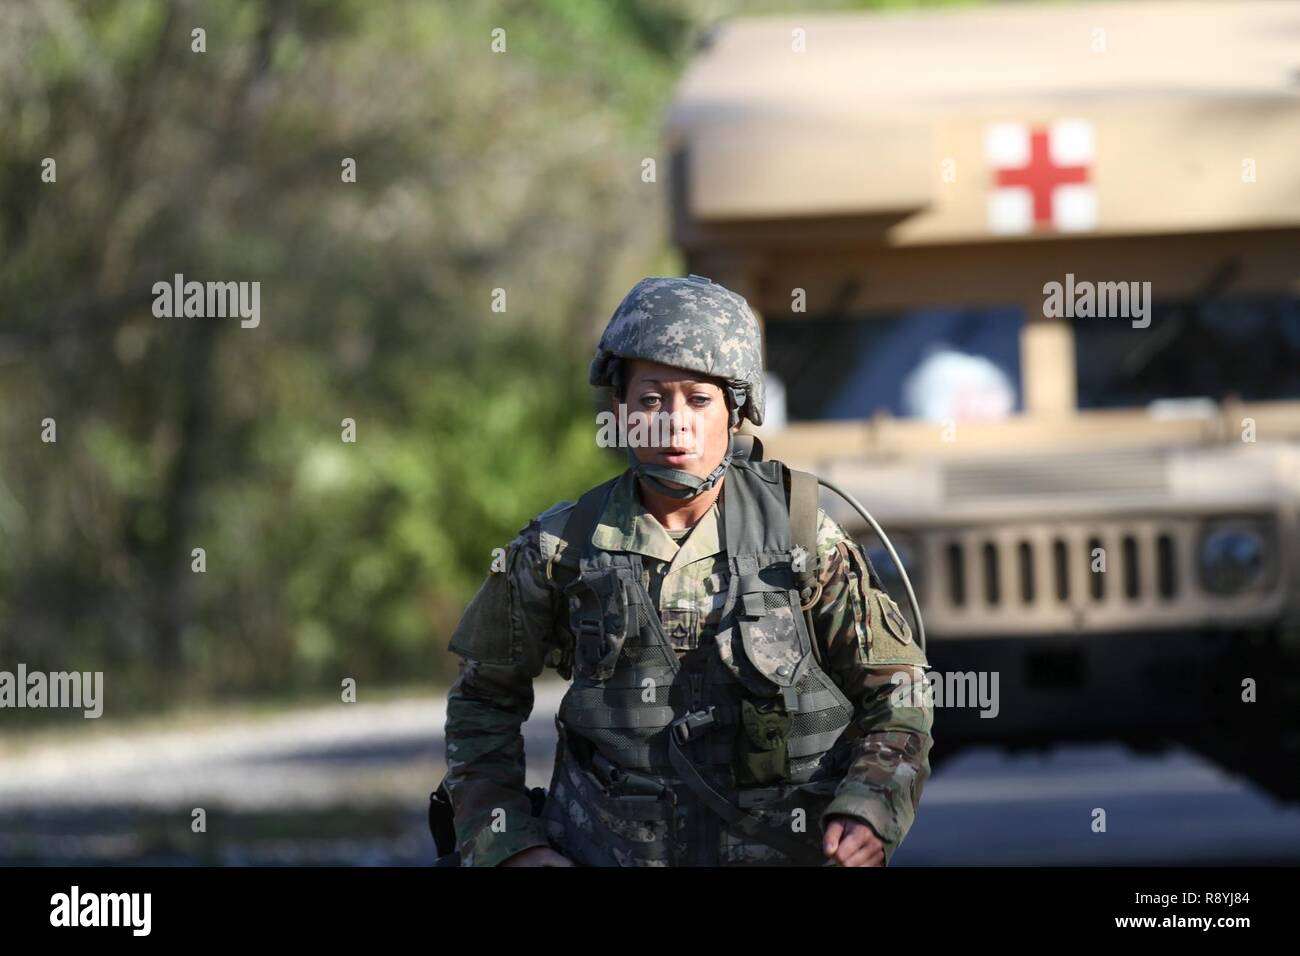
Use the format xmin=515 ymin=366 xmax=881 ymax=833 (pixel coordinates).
xmin=689 ymin=394 xmax=712 ymax=406
xmin=639 ymin=394 xmax=661 ymax=408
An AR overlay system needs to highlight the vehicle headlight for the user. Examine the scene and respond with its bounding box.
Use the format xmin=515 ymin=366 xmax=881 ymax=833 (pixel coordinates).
xmin=1199 ymin=524 xmax=1267 ymax=594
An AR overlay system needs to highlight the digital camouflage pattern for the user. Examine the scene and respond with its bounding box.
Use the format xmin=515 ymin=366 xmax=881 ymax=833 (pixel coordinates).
xmin=544 ymin=754 xmax=674 ymax=867
xmin=587 ymin=275 xmax=767 ymax=426
xmin=444 ymin=468 xmax=934 ymax=867
xmin=741 ymin=603 xmax=804 ymax=681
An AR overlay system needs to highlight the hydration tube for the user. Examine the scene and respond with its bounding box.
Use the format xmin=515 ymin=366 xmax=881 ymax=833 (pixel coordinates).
xmin=815 ymin=476 xmax=926 ymax=655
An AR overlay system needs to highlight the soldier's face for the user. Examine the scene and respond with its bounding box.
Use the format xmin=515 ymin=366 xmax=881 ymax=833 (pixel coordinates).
xmin=618 ymin=359 xmax=737 ymax=481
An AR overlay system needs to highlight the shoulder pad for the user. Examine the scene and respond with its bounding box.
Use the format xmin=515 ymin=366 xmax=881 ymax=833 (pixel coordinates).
xmin=814 ymin=508 xmax=849 ymax=559
xmin=867 ymin=589 xmax=928 ymax=666
xmin=533 ymin=500 xmax=576 ymax=564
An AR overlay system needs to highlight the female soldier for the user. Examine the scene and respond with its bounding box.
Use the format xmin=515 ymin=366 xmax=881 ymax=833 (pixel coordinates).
xmin=443 ymin=275 xmax=933 ymax=867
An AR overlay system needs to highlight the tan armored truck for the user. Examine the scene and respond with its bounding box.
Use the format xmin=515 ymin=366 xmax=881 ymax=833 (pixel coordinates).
xmin=663 ymin=1 xmax=1300 ymax=797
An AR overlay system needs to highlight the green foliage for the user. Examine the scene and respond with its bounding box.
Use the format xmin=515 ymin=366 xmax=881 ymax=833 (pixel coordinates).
xmin=0 ymin=0 xmax=988 ymax=715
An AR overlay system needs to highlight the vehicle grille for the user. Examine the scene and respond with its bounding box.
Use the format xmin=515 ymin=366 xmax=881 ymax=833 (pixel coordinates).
xmin=918 ymin=516 xmax=1280 ymax=635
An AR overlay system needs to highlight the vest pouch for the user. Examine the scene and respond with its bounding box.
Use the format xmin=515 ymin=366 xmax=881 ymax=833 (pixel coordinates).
xmin=736 ymin=579 xmax=808 ymax=690
xmin=719 ymin=778 xmax=839 ymax=866
xmin=542 ymin=746 xmax=676 ymax=867
xmin=568 ymin=572 xmax=629 ymax=681
xmin=735 ymin=697 xmax=792 ymax=786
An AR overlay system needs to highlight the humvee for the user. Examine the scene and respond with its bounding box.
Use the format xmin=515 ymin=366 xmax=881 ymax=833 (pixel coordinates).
xmin=663 ymin=1 xmax=1300 ymax=797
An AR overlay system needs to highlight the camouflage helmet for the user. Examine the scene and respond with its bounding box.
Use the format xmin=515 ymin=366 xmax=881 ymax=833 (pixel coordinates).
xmin=589 ymin=275 xmax=766 ymax=427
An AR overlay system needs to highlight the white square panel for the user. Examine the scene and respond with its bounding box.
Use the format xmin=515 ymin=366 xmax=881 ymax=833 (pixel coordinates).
xmin=1050 ymin=119 xmax=1094 ymax=167
xmin=988 ymin=187 xmax=1034 ymax=234
xmin=985 ymin=123 xmax=1029 ymax=168
xmin=1053 ymin=183 xmax=1097 ymax=231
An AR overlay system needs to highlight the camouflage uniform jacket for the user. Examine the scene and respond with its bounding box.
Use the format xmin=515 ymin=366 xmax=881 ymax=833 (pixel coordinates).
xmin=444 ymin=468 xmax=933 ymax=866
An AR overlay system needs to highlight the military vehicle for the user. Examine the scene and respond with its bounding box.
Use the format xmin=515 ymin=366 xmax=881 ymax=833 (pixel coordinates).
xmin=662 ymin=1 xmax=1300 ymax=798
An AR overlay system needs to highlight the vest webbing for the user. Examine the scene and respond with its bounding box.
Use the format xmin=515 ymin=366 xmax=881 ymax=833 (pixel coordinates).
xmin=551 ymin=464 xmax=823 ymax=592
xmin=540 ymin=462 xmax=857 ymax=866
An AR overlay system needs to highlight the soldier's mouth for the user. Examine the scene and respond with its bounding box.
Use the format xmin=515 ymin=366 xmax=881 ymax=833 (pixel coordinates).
xmin=659 ymin=449 xmax=695 ymax=466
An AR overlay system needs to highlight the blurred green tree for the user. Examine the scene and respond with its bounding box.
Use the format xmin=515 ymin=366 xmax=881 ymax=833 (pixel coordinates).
xmin=0 ymin=0 xmax=970 ymax=715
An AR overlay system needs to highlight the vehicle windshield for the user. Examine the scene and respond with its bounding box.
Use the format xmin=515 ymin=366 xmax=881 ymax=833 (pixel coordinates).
xmin=764 ymin=307 xmax=1024 ymax=422
xmin=1072 ymin=293 xmax=1300 ymax=409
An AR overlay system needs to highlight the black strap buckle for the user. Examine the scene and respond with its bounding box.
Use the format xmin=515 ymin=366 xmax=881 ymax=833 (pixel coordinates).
xmin=592 ymin=752 xmax=668 ymax=798
xmin=576 ymin=618 xmax=607 ymax=663
xmin=670 ymin=706 xmax=718 ymax=745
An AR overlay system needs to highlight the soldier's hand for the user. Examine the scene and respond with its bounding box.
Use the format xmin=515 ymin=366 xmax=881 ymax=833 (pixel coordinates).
xmin=499 ymin=845 xmax=575 ymax=867
xmin=822 ymin=815 xmax=885 ymax=867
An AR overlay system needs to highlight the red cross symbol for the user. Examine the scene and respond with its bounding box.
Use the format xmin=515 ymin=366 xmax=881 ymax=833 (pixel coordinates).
xmin=995 ymin=128 xmax=1089 ymax=226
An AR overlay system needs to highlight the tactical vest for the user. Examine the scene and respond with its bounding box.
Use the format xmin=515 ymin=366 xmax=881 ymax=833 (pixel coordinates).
xmin=539 ymin=459 xmax=857 ymax=866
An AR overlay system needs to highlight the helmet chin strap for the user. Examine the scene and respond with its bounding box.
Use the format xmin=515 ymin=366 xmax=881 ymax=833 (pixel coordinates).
xmin=627 ymin=433 xmax=734 ymax=500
